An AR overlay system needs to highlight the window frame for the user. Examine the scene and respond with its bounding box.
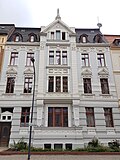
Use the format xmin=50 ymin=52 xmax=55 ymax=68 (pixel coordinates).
xmin=97 ymin=53 xmax=105 ymax=67
xmin=100 ymin=78 xmax=109 ymax=94
xmin=20 ymin=107 xmax=30 ymax=127
xmin=6 ymin=77 xmax=15 ymax=93
xmin=10 ymin=52 xmax=18 ymax=66
xmin=83 ymin=78 xmax=92 ymax=94
xmin=81 ymin=53 xmax=89 ymax=66
xmin=48 ymin=107 xmax=68 ymax=127
xmin=86 ymin=107 xmax=95 ymax=127
xmin=104 ymin=108 xmax=114 ymax=127
xmin=26 ymin=52 xmax=34 ymax=66
xmin=24 ymin=77 xmax=33 ymax=93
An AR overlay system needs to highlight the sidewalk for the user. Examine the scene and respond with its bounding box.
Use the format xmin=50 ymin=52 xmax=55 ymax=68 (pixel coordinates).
xmin=0 ymin=155 xmax=120 ymax=160
xmin=0 ymin=147 xmax=8 ymax=152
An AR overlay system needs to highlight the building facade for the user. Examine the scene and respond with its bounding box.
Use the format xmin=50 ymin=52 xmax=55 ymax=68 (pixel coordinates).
xmin=105 ymin=35 xmax=120 ymax=107
xmin=0 ymin=12 xmax=120 ymax=149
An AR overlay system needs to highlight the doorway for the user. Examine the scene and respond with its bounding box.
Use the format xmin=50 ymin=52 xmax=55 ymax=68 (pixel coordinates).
xmin=0 ymin=122 xmax=11 ymax=147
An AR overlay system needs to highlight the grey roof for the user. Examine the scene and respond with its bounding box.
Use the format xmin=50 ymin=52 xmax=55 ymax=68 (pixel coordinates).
xmin=0 ymin=24 xmax=15 ymax=35
xmin=8 ymin=27 xmax=41 ymax=42
xmin=75 ymin=28 xmax=108 ymax=43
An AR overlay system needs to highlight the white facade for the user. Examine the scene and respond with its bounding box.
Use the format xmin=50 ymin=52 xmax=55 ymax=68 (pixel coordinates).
xmin=0 ymin=13 xmax=120 ymax=149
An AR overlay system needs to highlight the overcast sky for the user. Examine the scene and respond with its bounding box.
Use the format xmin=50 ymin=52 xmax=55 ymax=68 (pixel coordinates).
xmin=0 ymin=0 xmax=120 ymax=35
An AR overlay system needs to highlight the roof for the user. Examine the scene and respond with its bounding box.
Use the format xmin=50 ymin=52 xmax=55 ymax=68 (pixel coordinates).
xmin=0 ymin=24 xmax=15 ymax=35
xmin=75 ymin=28 xmax=107 ymax=43
xmin=8 ymin=27 xmax=41 ymax=42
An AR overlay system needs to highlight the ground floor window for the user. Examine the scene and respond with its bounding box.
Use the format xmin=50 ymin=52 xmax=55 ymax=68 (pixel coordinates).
xmin=65 ymin=143 xmax=72 ymax=150
xmin=54 ymin=144 xmax=63 ymax=150
xmin=44 ymin=144 xmax=51 ymax=150
xmin=20 ymin=107 xmax=30 ymax=127
xmin=85 ymin=107 xmax=95 ymax=127
xmin=104 ymin=108 xmax=114 ymax=127
xmin=48 ymin=107 xmax=68 ymax=127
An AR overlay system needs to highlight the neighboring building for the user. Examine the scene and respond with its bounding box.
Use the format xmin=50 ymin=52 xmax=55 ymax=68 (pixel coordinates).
xmin=0 ymin=11 xmax=120 ymax=149
xmin=105 ymin=35 xmax=120 ymax=107
xmin=0 ymin=24 xmax=15 ymax=75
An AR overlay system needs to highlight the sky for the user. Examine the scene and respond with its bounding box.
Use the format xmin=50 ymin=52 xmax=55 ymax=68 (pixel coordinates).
xmin=0 ymin=0 xmax=120 ymax=35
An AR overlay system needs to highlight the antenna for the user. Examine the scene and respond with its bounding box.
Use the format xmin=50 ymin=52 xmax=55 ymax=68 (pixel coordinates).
xmin=97 ymin=16 xmax=102 ymax=30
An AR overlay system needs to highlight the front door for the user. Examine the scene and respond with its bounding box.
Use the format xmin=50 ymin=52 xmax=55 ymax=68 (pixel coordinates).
xmin=0 ymin=122 xmax=11 ymax=147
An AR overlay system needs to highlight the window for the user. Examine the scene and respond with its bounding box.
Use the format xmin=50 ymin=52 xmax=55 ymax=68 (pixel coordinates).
xmin=65 ymin=144 xmax=72 ymax=150
xmin=56 ymin=76 xmax=61 ymax=92
xmin=48 ymin=76 xmax=68 ymax=92
xmin=15 ymin=35 xmax=19 ymax=42
xmin=56 ymin=51 xmax=61 ymax=65
xmin=97 ymin=53 xmax=105 ymax=67
xmin=44 ymin=144 xmax=51 ymax=150
xmin=82 ymin=36 xmax=87 ymax=43
xmin=62 ymin=51 xmax=67 ymax=65
xmin=49 ymin=51 xmax=54 ymax=65
xmin=6 ymin=77 xmax=15 ymax=93
xmin=62 ymin=32 xmax=66 ymax=40
xmin=104 ymin=108 xmax=114 ymax=127
xmin=56 ymin=30 xmax=61 ymax=40
xmin=21 ymin=107 xmax=30 ymax=127
xmin=48 ymin=76 xmax=54 ymax=92
xmin=63 ymin=77 xmax=68 ymax=92
xmin=86 ymin=107 xmax=95 ymax=127
xmin=83 ymin=78 xmax=92 ymax=93
xmin=81 ymin=54 xmax=89 ymax=66
xmin=26 ymin=53 xmax=34 ymax=66
xmin=48 ymin=107 xmax=68 ymax=127
xmin=54 ymin=144 xmax=63 ymax=150
xmin=51 ymin=32 xmax=54 ymax=40
xmin=30 ymin=35 xmax=34 ymax=42
xmin=10 ymin=52 xmax=18 ymax=65
xmin=24 ymin=77 xmax=32 ymax=93
xmin=94 ymin=35 xmax=102 ymax=43
xmin=100 ymin=78 xmax=109 ymax=94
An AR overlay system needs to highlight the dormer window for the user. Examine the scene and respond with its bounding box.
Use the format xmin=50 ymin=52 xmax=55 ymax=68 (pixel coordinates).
xmin=30 ymin=35 xmax=34 ymax=42
xmin=82 ymin=36 xmax=87 ymax=43
xmin=79 ymin=34 xmax=88 ymax=43
xmin=15 ymin=35 xmax=19 ymax=42
xmin=94 ymin=34 xmax=102 ymax=43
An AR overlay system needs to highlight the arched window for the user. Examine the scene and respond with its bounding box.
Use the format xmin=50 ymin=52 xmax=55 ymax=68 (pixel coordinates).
xmin=79 ymin=34 xmax=88 ymax=43
xmin=30 ymin=35 xmax=34 ymax=42
xmin=28 ymin=33 xmax=37 ymax=42
xmin=13 ymin=33 xmax=23 ymax=42
xmin=94 ymin=34 xmax=102 ymax=43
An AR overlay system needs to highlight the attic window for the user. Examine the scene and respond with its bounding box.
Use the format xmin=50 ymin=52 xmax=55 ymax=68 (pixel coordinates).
xmin=51 ymin=32 xmax=54 ymax=40
xmin=30 ymin=35 xmax=34 ymax=42
xmin=15 ymin=35 xmax=20 ymax=42
xmin=94 ymin=35 xmax=102 ymax=43
xmin=56 ymin=30 xmax=61 ymax=40
xmin=62 ymin=32 xmax=65 ymax=40
xmin=79 ymin=35 xmax=88 ymax=43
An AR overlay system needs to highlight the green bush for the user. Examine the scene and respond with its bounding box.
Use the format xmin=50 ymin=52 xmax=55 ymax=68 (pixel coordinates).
xmin=108 ymin=140 xmax=120 ymax=149
xmin=11 ymin=138 xmax=27 ymax=151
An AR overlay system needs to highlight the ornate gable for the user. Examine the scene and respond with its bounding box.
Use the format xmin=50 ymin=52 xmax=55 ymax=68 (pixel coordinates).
xmin=41 ymin=9 xmax=75 ymax=35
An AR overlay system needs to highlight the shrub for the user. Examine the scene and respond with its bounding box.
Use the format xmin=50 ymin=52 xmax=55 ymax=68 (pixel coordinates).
xmin=88 ymin=137 xmax=101 ymax=148
xmin=11 ymin=137 xmax=27 ymax=151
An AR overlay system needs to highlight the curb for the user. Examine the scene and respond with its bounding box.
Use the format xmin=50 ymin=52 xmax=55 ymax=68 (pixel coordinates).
xmin=1 ymin=151 xmax=120 ymax=155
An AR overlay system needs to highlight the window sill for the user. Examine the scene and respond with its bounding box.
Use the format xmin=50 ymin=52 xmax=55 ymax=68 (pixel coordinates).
xmin=20 ymin=93 xmax=32 ymax=95
xmin=2 ymin=93 xmax=16 ymax=96
xmin=8 ymin=65 xmax=18 ymax=67
xmin=99 ymin=94 xmax=112 ymax=96
xmin=82 ymin=93 xmax=95 ymax=96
